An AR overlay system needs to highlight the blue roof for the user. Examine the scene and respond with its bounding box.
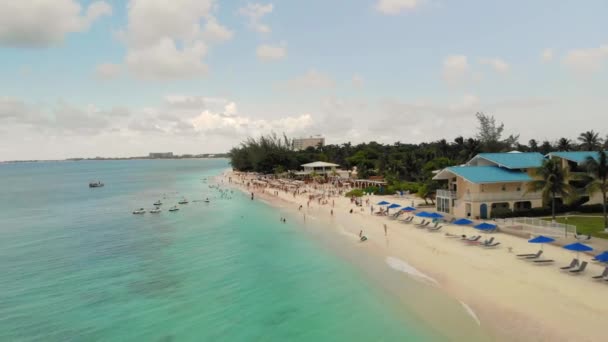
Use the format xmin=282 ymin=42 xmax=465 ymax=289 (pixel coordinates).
xmin=472 ymin=152 xmax=545 ymax=169
xmin=441 ymin=166 xmax=532 ymax=184
xmin=547 ymin=151 xmax=605 ymax=164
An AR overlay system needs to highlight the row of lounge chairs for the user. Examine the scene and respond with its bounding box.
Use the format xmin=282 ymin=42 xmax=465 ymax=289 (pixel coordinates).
xmin=516 ymin=251 xmax=608 ymax=279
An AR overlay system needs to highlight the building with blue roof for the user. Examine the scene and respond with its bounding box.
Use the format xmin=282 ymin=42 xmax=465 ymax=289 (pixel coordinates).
xmin=433 ymin=152 xmax=544 ymax=219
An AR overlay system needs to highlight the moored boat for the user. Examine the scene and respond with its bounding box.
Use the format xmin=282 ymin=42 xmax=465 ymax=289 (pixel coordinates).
xmin=132 ymin=208 xmax=146 ymax=214
xmin=89 ymin=181 xmax=104 ymax=188
xmin=149 ymin=207 xmax=162 ymax=213
xmin=169 ymin=206 xmax=179 ymax=212
xmin=178 ymin=198 xmax=189 ymax=204
xmin=153 ymin=200 xmax=162 ymax=206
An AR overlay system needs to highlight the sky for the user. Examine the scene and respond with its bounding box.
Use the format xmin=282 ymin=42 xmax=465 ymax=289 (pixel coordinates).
xmin=0 ymin=0 xmax=607 ymax=160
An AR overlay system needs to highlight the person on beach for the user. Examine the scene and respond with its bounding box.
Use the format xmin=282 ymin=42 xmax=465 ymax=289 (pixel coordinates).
xmin=251 ymin=192 xmax=254 ymax=200
xmin=383 ymin=224 xmax=387 ymax=236
xmin=349 ymin=208 xmax=353 ymax=214
xmin=330 ymin=209 xmax=333 ymax=216
xmin=370 ymin=205 xmax=374 ymax=214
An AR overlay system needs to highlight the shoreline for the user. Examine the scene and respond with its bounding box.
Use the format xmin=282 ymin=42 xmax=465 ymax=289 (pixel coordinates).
xmin=221 ymin=171 xmax=608 ymax=342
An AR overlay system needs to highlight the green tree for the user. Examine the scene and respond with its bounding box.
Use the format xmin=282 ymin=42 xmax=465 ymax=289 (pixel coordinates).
xmin=528 ymin=139 xmax=538 ymax=152
xmin=527 ymin=159 xmax=575 ymax=220
xmin=577 ymin=130 xmax=602 ymax=151
xmin=556 ymin=138 xmax=573 ymax=151
xmin=475 ymin=112 xmax=519 ymax=152
xmin=583 ymin=151 xmax=608 ymax=230
xmin=417 ymin=183 xmax=436 ymax=205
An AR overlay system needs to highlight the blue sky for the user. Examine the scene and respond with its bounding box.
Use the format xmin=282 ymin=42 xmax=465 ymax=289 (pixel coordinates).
xmin=0 ymin=0 xmax=607 ymax=160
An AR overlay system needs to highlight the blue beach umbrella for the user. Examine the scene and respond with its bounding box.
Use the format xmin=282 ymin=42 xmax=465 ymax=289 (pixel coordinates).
xmin=387 ymin=204 xmax=401 ymax=209
xmin=453 ymin=218 xmax=473 ymax=225
xmin=377 ymin=201 xmax=390 ymax=205
xmin=415 ymin=211 xmax=430 ymax=217
xmin=563 ymin=242 xmax=593 ymax=259
xmin=474 ymin=222 xmax=497 ymax=231
xmin=593 ymin=251 xmax=608 ymax=263
xmin=528 ymin=235 xmax=555 ymax=250
xmin=426 ymin=212 xmax=444 ymax=219
xmin=401 ymin=206 xmax=416 ymax=211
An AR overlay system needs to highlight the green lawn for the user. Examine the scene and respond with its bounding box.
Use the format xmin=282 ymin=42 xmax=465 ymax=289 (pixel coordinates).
xmin=542 ymin=216 xmax=608 ymax=238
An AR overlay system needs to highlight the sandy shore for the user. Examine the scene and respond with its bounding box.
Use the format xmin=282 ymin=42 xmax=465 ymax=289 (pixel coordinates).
xmin=222 ymin=172 xmax=608 ymax=341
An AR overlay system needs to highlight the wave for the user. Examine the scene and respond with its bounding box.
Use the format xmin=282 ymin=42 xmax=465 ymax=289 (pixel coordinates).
xmin=385 ymin=256 xmax=439 ymax=286
xmin=459 ymin=301 xmax=481 ymax=326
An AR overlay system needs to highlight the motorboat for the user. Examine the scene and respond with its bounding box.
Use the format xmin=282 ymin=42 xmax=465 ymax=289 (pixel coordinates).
xmin=89 ymin=181 xmax=104 ymax=188
xmin=153 ymin=200 xmax=162 ymax=206
xmin=178 ymin=198 xmax=189 ymax=204
xmin=149 ymin=207 xmax=162 ymax=213
xmin=132 ymin=208 xmax=146 ymax=214
xmin=169 ymin=206 xmax=179 ymax=212
xmin=204 ymin=198 xmax=210 ymax=203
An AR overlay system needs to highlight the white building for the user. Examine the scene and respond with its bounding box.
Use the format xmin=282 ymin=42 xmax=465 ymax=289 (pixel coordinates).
xmin=293 ymin=136 xmax=325 ymax=151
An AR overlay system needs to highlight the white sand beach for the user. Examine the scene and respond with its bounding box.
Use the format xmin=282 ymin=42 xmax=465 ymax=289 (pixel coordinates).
xmin=224 ymin=171 xmax=608 ymax=342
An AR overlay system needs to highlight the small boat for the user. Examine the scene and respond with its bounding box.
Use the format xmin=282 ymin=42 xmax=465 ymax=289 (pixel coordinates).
xmin=132 ymin=208 xmax=146 ymax=214
xmin=153 ymin=200 xmax=162 ymax=206
xmin=178 ymin=198 xmax=189 ymax=204
xmin=89 ymin=181 xmax=104 ymax=188
xmin=149 ymin=207 xmax=162 ymax=213
xmin=204 ymin=198 xmax=210 ymax=203
xmin=169 ymin=206 xmax=179 ymax=212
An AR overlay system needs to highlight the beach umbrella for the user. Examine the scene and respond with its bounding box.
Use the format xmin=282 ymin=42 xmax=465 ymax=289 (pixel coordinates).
xmin=528 ymin=235 xmax=555 ymax=250
xmin=563 ymin=242 xmax=593 ymax=259
xmin=593 ymin=251 xmax=608 ymax=263
xmin=377 ymin=201 xmax=390 ymax=205
xmin=415 ymin=211 xmax=430 ymax=217
xmin=453 ymin=218 xmax=473 ymax=234
xmin=426 ymin=212 xmax=444 ymax=219
xmin=401 ymin=206 xmax=416 ymax=211
xmin=386 ymin=203 xmax=401 ymax=214
xmin=474 ymin=222 xmax=497 ymax=231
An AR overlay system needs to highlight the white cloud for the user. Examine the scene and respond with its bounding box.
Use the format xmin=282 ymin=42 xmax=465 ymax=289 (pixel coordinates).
xmin=479 ymin=58 xmax=509 ymax=73
xmin=120 ymin=0 xmax=230 ymax=81
xmin=203 ymin=16 xmax=234 ymax=42
xmin=541 ymin=48 xmax=554 ymax=63
xmin=562 ymin=44 xmax=608 ymax=74
xmin=239 ymin=3 xmax=273 ymax=33
xmin=442 ymin=55 xmax=470 ymax=86
xmin=375 ymin=0 xmax=423 ymax=15
xmin=95 ymin=63 xmax=122 ymax=80
xmin=352 ymin=74 xmax=364 ymax=88
xmin=282 ymin=69 xmax=336 ymax=90
xmin=126 ymin=38 xmax=208 ymax=81
xmin=0 ymin=0 xmax=111 ymax=47
xmin=256 ymin=44 xmax=287 ymax=61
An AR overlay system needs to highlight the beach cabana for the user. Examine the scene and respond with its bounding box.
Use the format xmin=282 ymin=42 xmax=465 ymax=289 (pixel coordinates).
xmin=528 ymin=235 xmax=555 ymax=250
xmin=563 ymin=242 xmax=593 ymax=259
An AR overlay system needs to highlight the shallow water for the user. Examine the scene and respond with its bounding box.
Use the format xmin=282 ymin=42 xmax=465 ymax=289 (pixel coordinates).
xmin=0 ymin=159 xmax=458 ymax=341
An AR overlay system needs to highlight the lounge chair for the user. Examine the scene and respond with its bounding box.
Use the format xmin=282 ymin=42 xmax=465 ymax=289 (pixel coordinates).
xmin=416 ymin=222 xmax=430 ymax=228
xmin=480 ymin=238 xmax=500 ymax=248
xmin=428 ymin=225 xmax=443 ymax=232
xmin=592 ymin=267 xmax=608 ymax=279
xmin=402 ymin=216 xmax=414 ymax=223
xmin=575 ymin=234 xmax=592 ymax=241
xmin=524 ymin=250 xmax=543 ymax=260
xmin=569 ymin=261 xmax=588 ymax=274
xmin=560 ymin=259 xmax=579 ymax=270
xmin=517 ymin=250 xmax=541 ymax=258
xmin=445 ymin=232 xmax=463 ymax=238
xmin=533 ymin=259 xmax=555 ymax=264
xmin=416 ymin=219 xmax=426 ymax=226
xmin=464 ymin=235 xmax=481 ymax=242
xmin=482 ymin=237 xmax=495 ymax=245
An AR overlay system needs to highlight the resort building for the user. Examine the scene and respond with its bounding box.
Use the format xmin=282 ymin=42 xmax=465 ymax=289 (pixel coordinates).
xmin=547 ymin=151 xmax=607 ymax=205
xmin=293 ymin=136 xmax=325 ymax=151
xmin=433 ymin=152 xmax=545 ymax=219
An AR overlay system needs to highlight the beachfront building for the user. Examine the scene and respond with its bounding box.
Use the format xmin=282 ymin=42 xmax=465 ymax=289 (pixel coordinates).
xmin=547 ymin=151 xmax=608 ymax=205
xmin=433 ymin=152 xmax=545 ymax=219
xmin=293 ymin=136 xmax=325 ymax=151
xmin=299 ymin=161 xmax=340 ymax=175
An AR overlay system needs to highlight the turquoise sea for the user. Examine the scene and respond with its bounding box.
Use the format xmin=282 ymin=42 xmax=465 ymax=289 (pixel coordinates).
xmin=0 ymin=159 xmax=476 ymax=341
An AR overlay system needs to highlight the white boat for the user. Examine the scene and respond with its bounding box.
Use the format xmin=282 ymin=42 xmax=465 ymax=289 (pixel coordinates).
xmin=132 ymin=208 xmax=146 ymax=214
xmin=149 ymin=207 xmax=162 ymax=213
xmin=169 ymin=206 xmax=179 ymax=212
xmin=89 ymin=181 xmax=104 ymax=188
xmin=178 ymin=198 xmax=189 ymax=204
xmin=153 ymin=200 xmax=162 ymax=206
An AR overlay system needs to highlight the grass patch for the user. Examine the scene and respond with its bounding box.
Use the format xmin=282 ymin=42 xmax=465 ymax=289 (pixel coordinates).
xmin=542 ymin=216 xmax=608 ymax=238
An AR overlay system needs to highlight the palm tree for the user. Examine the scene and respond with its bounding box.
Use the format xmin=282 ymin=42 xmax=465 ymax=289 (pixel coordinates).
xmin=528 ymin=139 xmax=538 ymax=152
xmin=583 ymin=151 xmax=608 ymax=230
xmin=578 ymin=130 xmax=602 ymax=151
xmin=528 ymin=159 xmax=575 ymax=221
xmin=556 ymin=137 xmax=573 ymax=151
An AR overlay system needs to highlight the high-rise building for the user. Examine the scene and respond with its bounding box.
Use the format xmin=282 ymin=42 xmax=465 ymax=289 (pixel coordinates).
xmin=293 ymin=136 xmax=324 ymax=151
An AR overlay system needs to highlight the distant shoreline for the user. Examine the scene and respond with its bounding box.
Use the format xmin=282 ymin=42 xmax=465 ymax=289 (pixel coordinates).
xmin=0 ymin=156 xmax=230 ymax=164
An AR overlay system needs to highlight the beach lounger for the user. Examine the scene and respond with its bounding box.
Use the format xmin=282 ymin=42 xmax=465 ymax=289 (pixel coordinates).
xmin=445 ymin=233 xmax=463 ymax=238
xmin=524 ymin=250 xmax=543 ymax=260
xmin=592 ymin=267 xmax=608 ymax=279
xmin=569 ymin=261 xmax=588 ymax=274
xmin=560 ymin=259 xmax=579 ymax=270
xmin=533 ymin=259 xmax=555 ymax=264
xmin=464 ymin=235 xmax=481 ymax=242
xmin=428 ymin=225 xmax=443 ymax=232
xmin=416 ymin=222 xmax=430 ymax=228
xmin=482 ymin=237 xmax=495 ymax=245
xmin=517 ymin=250 xmax=541 ymax=258
xmin=575 ymin=234 xmax=592 ymax=241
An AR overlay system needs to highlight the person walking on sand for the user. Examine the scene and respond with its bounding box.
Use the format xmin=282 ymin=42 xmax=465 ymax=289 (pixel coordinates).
xmin=330 ymin=209 xmax=333 ymax=216
xmin=383 ymin=224 xmax=387 ymax=236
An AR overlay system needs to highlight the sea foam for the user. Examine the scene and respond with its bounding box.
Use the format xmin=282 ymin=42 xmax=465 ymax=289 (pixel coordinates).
xmin=385 ymin=256 xmax=439 ymax=286
xmin=459 ymin=301 xmax=481 ymax=326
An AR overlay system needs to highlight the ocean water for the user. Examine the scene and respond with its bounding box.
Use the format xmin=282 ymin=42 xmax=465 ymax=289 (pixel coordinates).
xmin=0 ymin=159 xmax=447 ymax=341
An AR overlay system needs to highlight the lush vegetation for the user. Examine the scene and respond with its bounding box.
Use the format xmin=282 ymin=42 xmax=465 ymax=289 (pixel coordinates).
xmin=527 ymin=159 xmax=575 ymax=220
xmin=230 ymin=114 xmax=608 ymax=208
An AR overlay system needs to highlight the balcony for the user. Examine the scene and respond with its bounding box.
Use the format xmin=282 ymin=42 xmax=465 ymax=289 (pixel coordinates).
xmin=436 ymin=189 xmax=456 ymax=199
xmin=462 ymin=191 xmax=542 ymax=202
